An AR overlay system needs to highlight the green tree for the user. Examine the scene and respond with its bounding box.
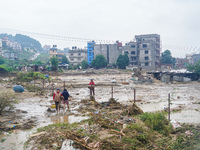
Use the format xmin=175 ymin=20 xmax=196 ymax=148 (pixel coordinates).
xmin=161 ymin=50 xmax=173 ymax=64
xmin=61 ymin=56 xmax=69 ymax=64
xmin=187 ymin=60 xmax=200 ymax=75
xmin=116 ymin=54 xmax=129 ymax=69
xmin=50 ymin=56 xmax=59 ymax=71
xmin=0 ymin=56 xmax=7 ymax=65
xmin=81 ymin=60 xmax=88 ymax=69
xmin=124 ymin=53 xmax=129 ymax=66
xmin=172 ymin=57 xmax=176 ymax=67
xmin=91 ymin=55 xmax=107 ymax=69
xmin=33 ymin=60 xmax=43 ymax=65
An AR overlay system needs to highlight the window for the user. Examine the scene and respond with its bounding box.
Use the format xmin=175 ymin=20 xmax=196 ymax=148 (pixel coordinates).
xmin=133 ymin=57 xmax=137 ymax=60
xmin=89 ymin=57 xmax=91 ymax=61
xmin=131 ymin=51 xmax=135 ymax=55
xmin=142 ymin=44 xmax=147 ymax=48
xmin=78 ymin=53 xmax=81 ymax=56
xmin=145 ymin=50 xmax=148 ymax=54
xmin=131 ymin=45 xmax=135 ymax=48
xmin=124 ymin=51 xmax=129 ymax=54
xmin=70 ymin=58 xmax=74 ymax=61
xmin=131 ymin=57 xmax=134 ymax=61
xmin=78 ymin=58 xmax=81 ymax=61
xmin=71 ymin=53 xmax=73 ymax=56
xmin=145 ymin=62 xmax=149 ymax=66
xmin=145 ymin=57 xmax=149 ymax=60
xmin=89 ymin=52 xmax=91 ymax=56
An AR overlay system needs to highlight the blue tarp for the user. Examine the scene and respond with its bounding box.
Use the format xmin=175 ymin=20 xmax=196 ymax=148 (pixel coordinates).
xmin=13 ymin=85 xmax=24 ymax=93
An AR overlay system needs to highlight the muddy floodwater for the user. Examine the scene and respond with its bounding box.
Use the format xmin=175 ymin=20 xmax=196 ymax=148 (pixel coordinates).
xmin=0 ymin=72 xmax=200 ymax=149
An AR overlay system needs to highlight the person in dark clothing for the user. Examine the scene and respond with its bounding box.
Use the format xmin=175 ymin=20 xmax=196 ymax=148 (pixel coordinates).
xmin=62 ymin=89 xmax=70 ymax=111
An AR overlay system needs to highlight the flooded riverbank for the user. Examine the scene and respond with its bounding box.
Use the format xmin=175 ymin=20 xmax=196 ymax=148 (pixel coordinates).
xmin=0 ymin=73 xmax=200 ymax=149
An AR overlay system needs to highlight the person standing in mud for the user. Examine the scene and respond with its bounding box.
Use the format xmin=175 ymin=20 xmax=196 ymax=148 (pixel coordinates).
xmin=53 ymin=88 xmax=63 ymax=114
xmin=62 ymin=89 xmax=70 ymax=111
xmin=89 ymin=79 xmax=95 ymax=95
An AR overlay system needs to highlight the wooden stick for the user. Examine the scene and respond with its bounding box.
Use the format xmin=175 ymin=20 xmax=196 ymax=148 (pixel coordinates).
xmin=111 ymin=129 xmax=125 ymax=136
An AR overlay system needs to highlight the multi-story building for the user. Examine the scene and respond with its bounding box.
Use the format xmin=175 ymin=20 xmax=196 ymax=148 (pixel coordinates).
xmin=136 ymin=34 xmax=160 ymax=70
xmin=87 ymin=41 xmax=95 ymax=65
xmin=176 ymin=58 xmax=189 ymax=68
xmin=93 ymin=41 xmax=122 ymax=64
xmin=49 ymin=45 xmax=58 ymax=58
xmin=122 ymin=41 xmax=138 ymax=66
xmin=1 ymin=50 xmax=17 ymax=60
xmin=192 ymin=54 xmax=200 ymax=64
xmin=68 ymin=47 xmax=87 ymax=66
xmin=122 ymin=34 xmax=161 ymax=70
xmin=186 ymin=54 xmax=193 ymax=64
xmin=49 ymin=45 xmax=64 ymax=62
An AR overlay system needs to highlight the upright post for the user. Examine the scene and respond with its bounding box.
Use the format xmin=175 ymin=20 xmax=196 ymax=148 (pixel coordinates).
xmin=168 ymin=93 xmax=170 ymax=122
xmin=111 ymin=86 xmax=113 ymax=98
xmin=43 ymin=79 xmax=44 ymax=89
xmin=90 ymin=85 xmax=92 ymax=96
xmin=52 ymin=79 xmax=54 ymax=94
xmin=64 ymin=81 xmax=65 ymax=90
xmin=34 ymin=77 xmax=36 ymax=92
xmin=134 ymin=89 xmax=136 ymax=103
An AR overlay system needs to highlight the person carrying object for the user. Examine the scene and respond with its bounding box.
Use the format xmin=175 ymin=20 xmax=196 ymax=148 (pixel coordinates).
xmin=53 ymin=88 xmax=63 ymax=114
xmin=89 ymin=79 xmax=95 ymax=95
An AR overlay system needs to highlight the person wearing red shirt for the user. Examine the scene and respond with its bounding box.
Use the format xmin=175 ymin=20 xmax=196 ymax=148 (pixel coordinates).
xmin=53 ymin=88 xmax=63 ymax=114
xmin=89 ymin=79 xmax=95 ymax=95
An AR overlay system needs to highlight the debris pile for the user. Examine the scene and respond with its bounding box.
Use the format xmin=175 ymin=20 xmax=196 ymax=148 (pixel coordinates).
xmin=122 ymin=103 xmax=143 ymax=116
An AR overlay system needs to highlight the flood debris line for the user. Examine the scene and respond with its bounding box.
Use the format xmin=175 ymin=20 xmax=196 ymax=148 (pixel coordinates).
xmin=25 ymin=109 xmax=200 ymax=150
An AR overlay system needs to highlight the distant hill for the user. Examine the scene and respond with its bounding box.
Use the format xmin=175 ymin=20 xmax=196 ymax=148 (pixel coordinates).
xmin=0 ymin=33 xmax=43 ymax=51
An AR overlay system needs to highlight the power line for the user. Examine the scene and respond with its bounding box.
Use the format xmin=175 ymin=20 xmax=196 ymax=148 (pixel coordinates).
xmin=0 ymin=27 xmax=200 ymax=53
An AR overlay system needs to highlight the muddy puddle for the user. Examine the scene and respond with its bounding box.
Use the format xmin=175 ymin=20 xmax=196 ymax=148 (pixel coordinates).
xmin=170 ymin=109 xmax=200 ymax=124
xmin=0 ymin=97 xmax=88 ymax=150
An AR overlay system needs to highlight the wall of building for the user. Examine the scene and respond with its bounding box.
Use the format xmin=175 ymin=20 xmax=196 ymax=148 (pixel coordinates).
xmin=87 ymin=41 xmax=95 ymax=65
xmin=69 ymin=49 xmax=87 ymax=66
xmin=108 ymin=43 xmax=122 ymax=64
xmin=122 ymin=41 xmax=138 ymax=66
xmin=94 ymin=44 xmax=108 ymax=62
xmin=192 ymin=54 xmax=200 ymax=64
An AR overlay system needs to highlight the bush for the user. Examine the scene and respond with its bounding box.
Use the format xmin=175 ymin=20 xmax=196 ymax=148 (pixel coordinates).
xmin=0 ymin=65 xmax=13 ymax=73
xmin=17 ymin=72 xmax=47 ymax=82
xmin=139 ymin=112 xmax=172 ymax=136
xmin=0 ymin=92 xmax=17 ymax=115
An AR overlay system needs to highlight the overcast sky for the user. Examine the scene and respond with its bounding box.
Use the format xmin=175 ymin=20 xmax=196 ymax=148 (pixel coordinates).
xmin=0 ymin=0 xmax=200 ymax=57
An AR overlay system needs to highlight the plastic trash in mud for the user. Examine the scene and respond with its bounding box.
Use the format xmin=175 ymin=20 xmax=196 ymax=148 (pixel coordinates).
xmin=94 ymin=110 xmax=99 ymax=114
xmin=13 ymin=85 xmax=24 ymax=93
xmin=185 ymin=130 xmax=193 ymax=135
xmin=61 ymin=139 xmax=76 ymax=150
xmin=170 ymin=119 xmax=182 ymax=129
xmin=45 ymin=75 xmax=50 ymax=78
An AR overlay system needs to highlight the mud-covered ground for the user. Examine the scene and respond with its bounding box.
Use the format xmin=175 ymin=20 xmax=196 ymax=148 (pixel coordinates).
xmin=0 ymin=70 xmax=200 ymax=149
